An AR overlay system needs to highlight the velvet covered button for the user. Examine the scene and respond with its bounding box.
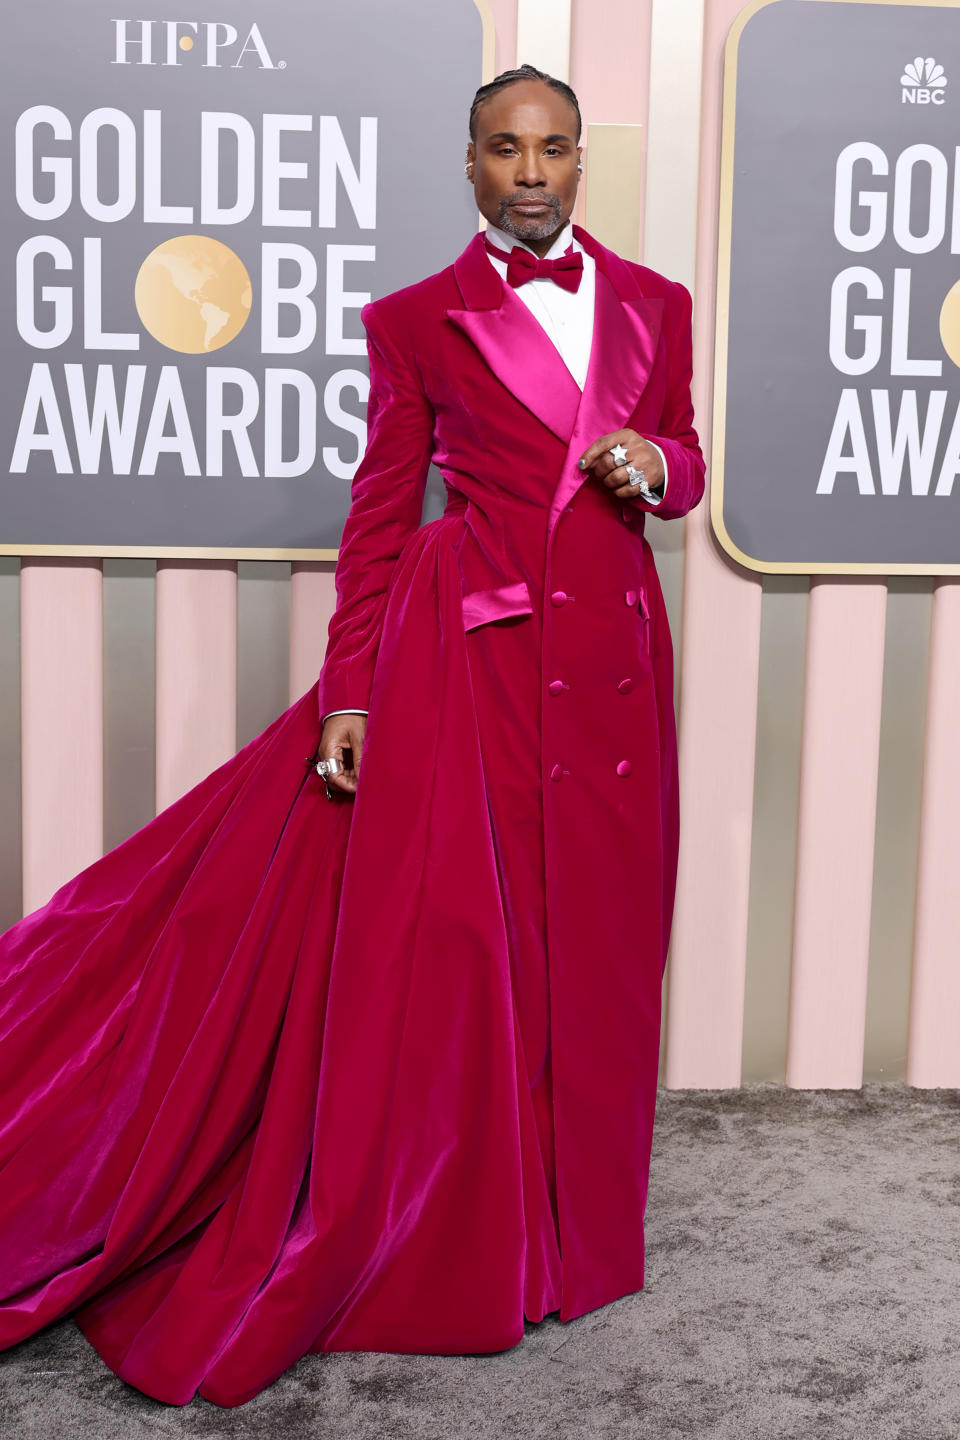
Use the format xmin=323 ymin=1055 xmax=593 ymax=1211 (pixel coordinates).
xmin=550 ymin=590 xmax=568 ymax=606
xmin=616 ymin=760 xmax=632 ymax=777
xmin=549 ymin=763 xmax=564 ymax=781
xmin=617 ymin=677 xmax=635 ymax=694
xmin=624 ymin=589 xmax=638 ymax=606
xmin=548 ymin=680 xmax=565 ymax=695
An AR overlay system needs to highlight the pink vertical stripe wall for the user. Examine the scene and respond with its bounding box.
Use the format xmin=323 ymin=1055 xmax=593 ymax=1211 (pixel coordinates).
xmin=289 ymin=565 xmax=337 ymax=706
xmin=665 ymin=0 xmax=763 ymax=1087
xmin=20 ymin=562 xmax=103 ymax=913
xmin=787 ymin=582 xmax=887 ymax=1088
xmin=7 ymin=0 xmax=959 ymax=1088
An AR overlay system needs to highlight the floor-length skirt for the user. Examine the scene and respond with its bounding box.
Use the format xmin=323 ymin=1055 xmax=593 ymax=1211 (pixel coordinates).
xmin=0 ymin=517 xmax=572 ymax=1407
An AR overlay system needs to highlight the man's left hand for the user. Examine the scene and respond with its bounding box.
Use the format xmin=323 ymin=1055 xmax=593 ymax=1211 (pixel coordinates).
xmin=577 ymin=430 xmax=664 ymax=500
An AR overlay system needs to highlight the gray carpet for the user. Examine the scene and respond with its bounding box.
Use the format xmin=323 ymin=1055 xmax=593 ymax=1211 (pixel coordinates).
xmin=2 ymin=1085 xmax=958 ymax=1438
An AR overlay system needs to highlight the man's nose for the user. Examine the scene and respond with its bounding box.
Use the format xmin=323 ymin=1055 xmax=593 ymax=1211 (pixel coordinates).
xmin=514 ymin=150 xmax=546 ymax=186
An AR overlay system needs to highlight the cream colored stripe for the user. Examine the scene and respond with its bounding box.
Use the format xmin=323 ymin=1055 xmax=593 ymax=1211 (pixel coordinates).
xmin=642 ymin=0 xmax=704 ymax=291
xmin=584 ymin=125 xmax=645 ymax=258
xmin=664 ymin=0 xmax=762 ymax=1088
xmin=516 ymin=0 xmax=571 ymax=80
xmin=641 ymin=1 xmax=705 ymax=1081
xmin=740 ymin=576 xmax=808 ymax=1084
xmin=640 ymin=0 xmax=705 ymax=724
xmin=237 ymin=562 xmax=291 ymax=747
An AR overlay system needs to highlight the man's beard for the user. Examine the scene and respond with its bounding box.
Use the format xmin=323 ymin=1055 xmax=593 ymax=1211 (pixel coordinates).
xmin=496 ymin=192 xmax=564 ymax=241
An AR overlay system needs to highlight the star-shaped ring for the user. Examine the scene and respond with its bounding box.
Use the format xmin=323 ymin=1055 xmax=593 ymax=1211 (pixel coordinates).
xmin=609 ymin=443 xmax=629 ymax=465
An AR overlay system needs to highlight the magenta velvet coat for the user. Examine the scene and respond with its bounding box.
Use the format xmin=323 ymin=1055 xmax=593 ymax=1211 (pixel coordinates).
xmin=0 ymin=225 xmax=705 ymax=1407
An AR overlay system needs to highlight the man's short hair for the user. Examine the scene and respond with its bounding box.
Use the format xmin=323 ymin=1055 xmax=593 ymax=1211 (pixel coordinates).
xmin=469 ymin=63 xmax=583 ymax=143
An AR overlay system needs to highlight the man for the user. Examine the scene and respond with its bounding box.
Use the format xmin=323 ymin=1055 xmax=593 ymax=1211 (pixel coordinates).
xmin=0 ymin=64 xmax=705 ymax=1407
xmin=314 ymin=65 xmax=705 ymax=1327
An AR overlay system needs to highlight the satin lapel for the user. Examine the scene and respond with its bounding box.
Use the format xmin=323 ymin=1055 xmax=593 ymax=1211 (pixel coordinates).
xmin=548 ymin=227 xmax=665 ymax=523
xmin=447 ymin=233 xmax=582 ymax=445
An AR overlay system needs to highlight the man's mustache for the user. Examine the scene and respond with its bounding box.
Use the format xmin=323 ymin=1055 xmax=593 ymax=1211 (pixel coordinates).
xmin=498 ymin=192 xmax=563 ymax=215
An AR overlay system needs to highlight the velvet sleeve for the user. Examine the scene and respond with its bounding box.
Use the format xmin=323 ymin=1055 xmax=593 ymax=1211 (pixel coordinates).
xmin=316 ymin=301 xmax=436 ymax=721
xmin=628 ymin=279 xmax=706 ymax=521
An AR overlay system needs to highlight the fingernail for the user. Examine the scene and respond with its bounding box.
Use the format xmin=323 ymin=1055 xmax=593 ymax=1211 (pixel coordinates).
xmin=578 ymin=458 xmax=586 ymax=469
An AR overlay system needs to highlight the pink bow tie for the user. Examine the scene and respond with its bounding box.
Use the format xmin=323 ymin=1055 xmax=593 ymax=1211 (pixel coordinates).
xmin=484 ymin=236 xmax=584 ymax=294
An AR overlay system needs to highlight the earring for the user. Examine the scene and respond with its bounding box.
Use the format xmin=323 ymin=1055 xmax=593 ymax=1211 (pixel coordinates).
xmin=465 ymin=163 xmax=473 ymax=176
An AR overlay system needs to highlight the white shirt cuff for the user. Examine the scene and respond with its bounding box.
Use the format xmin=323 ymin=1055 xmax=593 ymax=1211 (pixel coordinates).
xmin=637 ymin=441 xmax=668 ymax=505
xmin=321 ymin=709 xmax=369 ymax=722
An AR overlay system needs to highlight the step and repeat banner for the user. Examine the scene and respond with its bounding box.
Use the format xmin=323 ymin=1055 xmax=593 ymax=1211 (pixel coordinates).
xmin=0 ymin=1 xmax=485 ymax=557
xmin=713 ymin=0 xmax=960 ymax=573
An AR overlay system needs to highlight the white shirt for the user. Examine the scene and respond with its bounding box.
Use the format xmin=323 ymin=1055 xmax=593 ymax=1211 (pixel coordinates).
xmin=323 ymin=221 xmax=667 ymax=724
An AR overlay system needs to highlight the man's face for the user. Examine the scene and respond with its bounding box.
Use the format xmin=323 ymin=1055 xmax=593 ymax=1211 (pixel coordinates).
xmin=467 ymin=79 xmax=581 ymax=251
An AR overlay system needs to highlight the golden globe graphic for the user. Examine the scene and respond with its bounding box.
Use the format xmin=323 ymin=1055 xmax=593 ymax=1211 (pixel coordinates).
xmin=134 ymin=236 xmax=253 ymax=355
xmin=939 ymin=279 xmax=960 ymax=372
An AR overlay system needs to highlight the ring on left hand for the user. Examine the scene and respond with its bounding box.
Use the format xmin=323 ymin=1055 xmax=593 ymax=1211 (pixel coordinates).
xmin=626 ymin=465 xmax=645 ymax=490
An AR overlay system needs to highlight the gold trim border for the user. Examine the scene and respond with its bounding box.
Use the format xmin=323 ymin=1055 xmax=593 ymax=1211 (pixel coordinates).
xmin=0 ymin=544 xmax=342 ymax=560
xmin=710 ymin=0 xmax=960 ymax=576
xmin=0 ymin=0 xmax=496 ymax=563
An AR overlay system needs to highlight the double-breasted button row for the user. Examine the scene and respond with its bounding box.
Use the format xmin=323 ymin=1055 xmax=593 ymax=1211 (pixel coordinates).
xmin=551 ymin=586 xmax=637 ymax=607
xmin=547 ymin=582 xmax=630 ymax=778
xmin=548 ymin=677 xmax=633 ymax=695
xmin=548 ymin=760 xmax=633 ymax=780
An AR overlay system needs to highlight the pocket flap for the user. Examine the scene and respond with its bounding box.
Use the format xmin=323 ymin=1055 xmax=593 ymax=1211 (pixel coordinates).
xmin=462 ymin=580 xmax=533 ymax=632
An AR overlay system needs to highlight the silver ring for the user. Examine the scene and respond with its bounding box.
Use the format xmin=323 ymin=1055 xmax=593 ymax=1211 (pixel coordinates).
xmin=609 ymin=443 xmax=628 ymax=466
xmin=625 ymin=465 xmax=646 ymax=489
xmin=316 ymin=756 xmax=343 ymax=778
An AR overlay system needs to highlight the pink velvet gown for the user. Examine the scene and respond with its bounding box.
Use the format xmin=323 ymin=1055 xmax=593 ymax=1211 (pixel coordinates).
xmin=0 ymin=225 xmax=705 ymax=1407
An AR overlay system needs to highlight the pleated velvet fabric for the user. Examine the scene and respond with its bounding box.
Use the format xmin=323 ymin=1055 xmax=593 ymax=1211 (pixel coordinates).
xmin=0 ymin=226 xmax=705 ymax=1406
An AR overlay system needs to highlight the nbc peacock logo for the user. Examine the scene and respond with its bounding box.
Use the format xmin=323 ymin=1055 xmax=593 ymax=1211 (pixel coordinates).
xmin=900 ymin=56 xmax=947 ymax=105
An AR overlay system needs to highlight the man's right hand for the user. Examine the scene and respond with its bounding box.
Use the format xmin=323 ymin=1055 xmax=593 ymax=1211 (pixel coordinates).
xmin=318 ymin=712 xmax=367 ymax=797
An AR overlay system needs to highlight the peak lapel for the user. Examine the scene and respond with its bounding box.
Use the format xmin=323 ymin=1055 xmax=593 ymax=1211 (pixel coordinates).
xmin=447 ymin=233 xmax=582 ymax=445
xmin=548 ymin=226 xmax=665 ymax=521
xmin=573 ymin=225 xmax=664 ymax=450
